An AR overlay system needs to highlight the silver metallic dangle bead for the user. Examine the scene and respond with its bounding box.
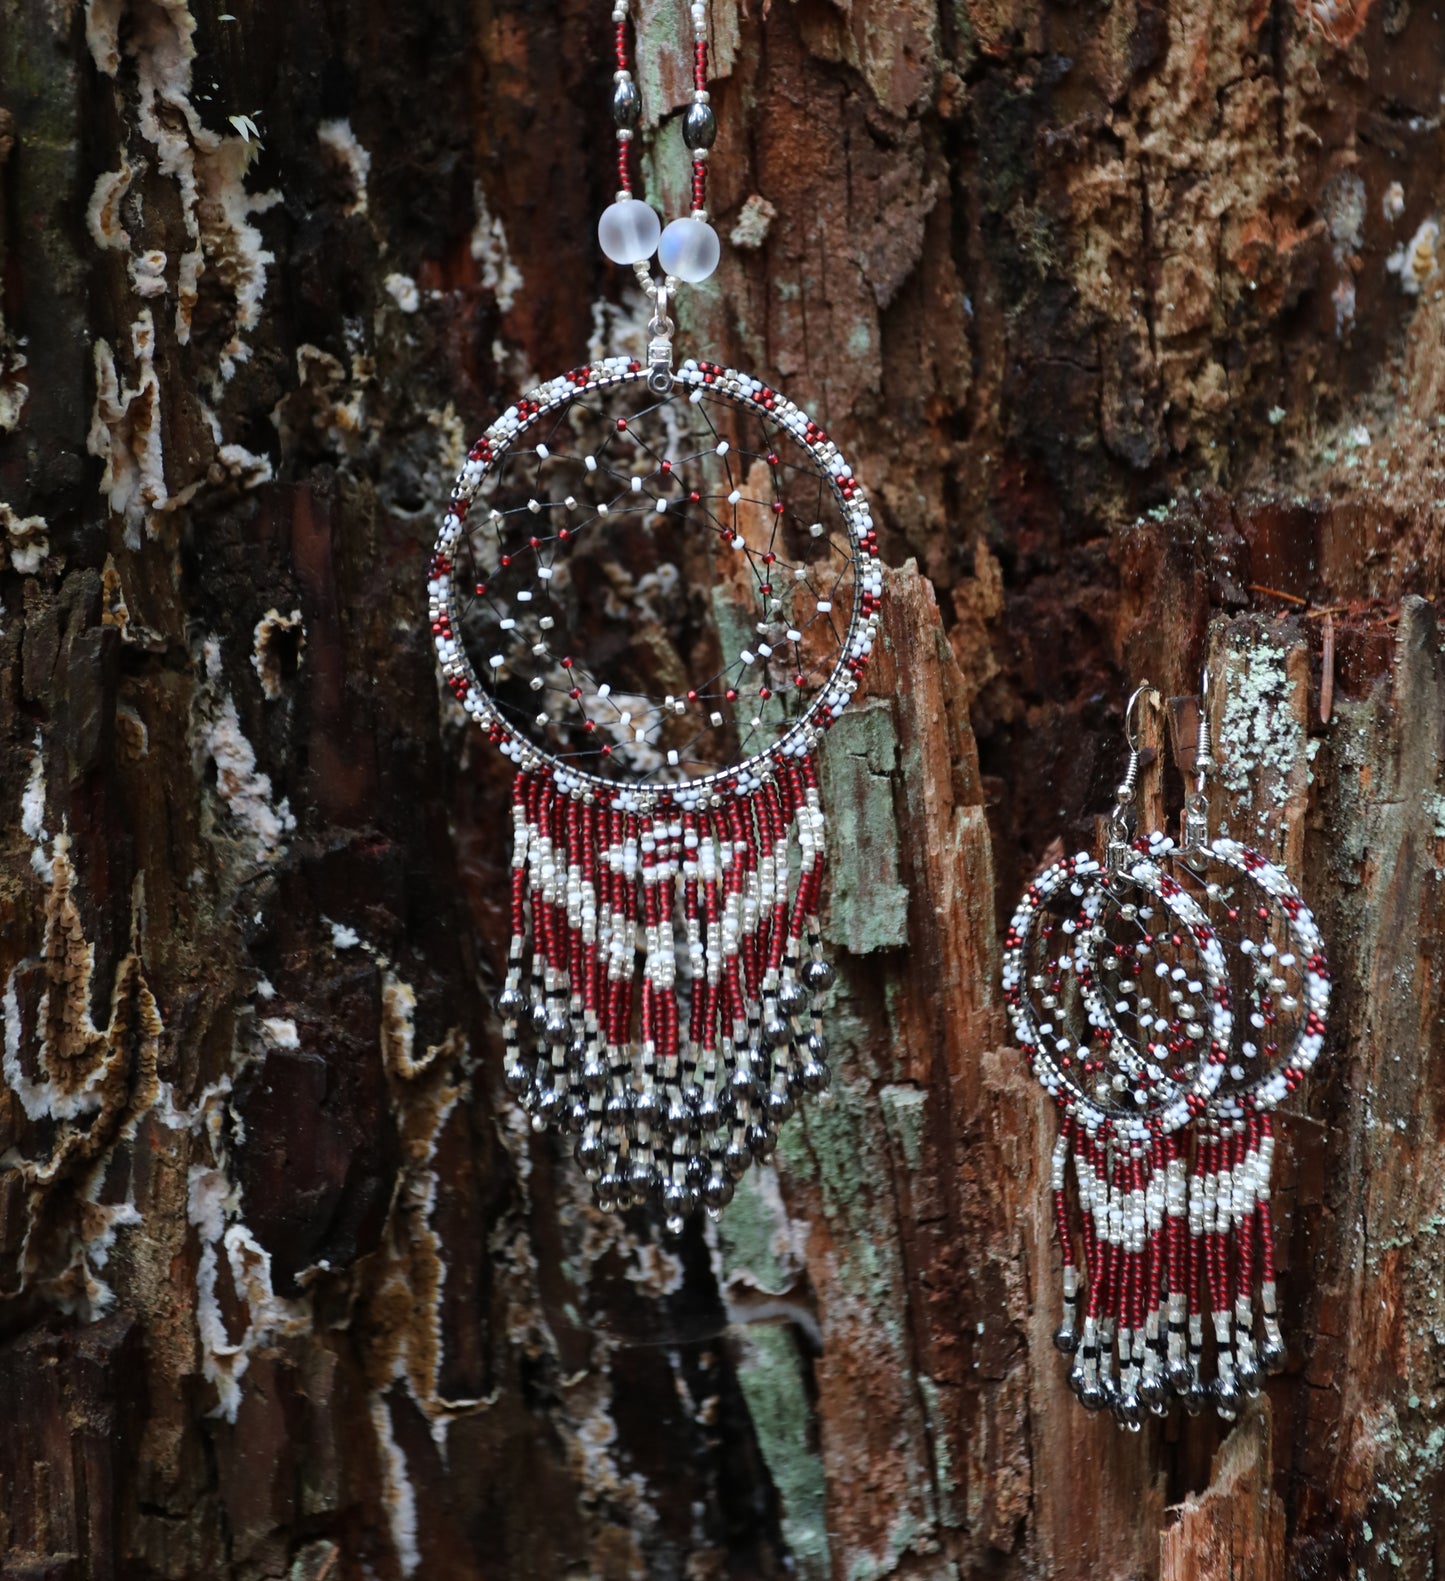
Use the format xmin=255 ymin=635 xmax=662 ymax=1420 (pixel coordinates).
xmin=799 ymin=1060 xmax=830 ymax=1094
xmin=778 ymin=979 xmax=808 ymax=1016
xmin=802 ymin=957 xmax=834 ymax=992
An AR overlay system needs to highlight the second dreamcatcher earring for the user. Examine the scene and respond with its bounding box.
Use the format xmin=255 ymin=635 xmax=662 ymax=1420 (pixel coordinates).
xmin=1006 ymin=681 xmax=1330 ymax=1427
xmin=429 ymin=3 xmax=882 ymax=1231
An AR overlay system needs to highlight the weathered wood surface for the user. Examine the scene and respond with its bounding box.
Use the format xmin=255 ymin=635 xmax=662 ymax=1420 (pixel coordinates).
xmin=2 ymin=0 xmax=1444 ymax=1577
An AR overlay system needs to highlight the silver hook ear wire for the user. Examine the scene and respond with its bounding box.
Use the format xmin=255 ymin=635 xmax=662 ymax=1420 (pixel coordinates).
xmin=1183 ymin=666 xmax=1213 ymax=855
xmin=1107 ymin=682 xmax=1150 ymax=874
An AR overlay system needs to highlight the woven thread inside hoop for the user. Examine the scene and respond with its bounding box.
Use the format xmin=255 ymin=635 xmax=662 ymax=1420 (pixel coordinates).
xmin=429 ymin=358 xmax=883 ymax=805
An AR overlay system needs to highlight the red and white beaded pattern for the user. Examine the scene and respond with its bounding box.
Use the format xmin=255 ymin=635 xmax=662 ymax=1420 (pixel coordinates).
xmin=1004 ymin=849 xmax=1236 ymax=1424
xmin=498 ymin=758 xmax=831 ymax=1226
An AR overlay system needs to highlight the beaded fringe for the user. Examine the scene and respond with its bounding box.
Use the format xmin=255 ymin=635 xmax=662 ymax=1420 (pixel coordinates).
xmin=1050 ymin=1114 xmax=1287 ymax=1425
xmin=498 ymin=756 xmax=836 ymax=1229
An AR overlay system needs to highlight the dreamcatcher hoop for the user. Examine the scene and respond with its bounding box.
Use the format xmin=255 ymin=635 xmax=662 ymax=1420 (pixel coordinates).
xmin=1168 ymin=834 xmax=1330 ymax=1118
xmin=429 ymin=356 xmax=882 ymax=808
xmin=1001 ymin=849 xmax=1234 ymax=1142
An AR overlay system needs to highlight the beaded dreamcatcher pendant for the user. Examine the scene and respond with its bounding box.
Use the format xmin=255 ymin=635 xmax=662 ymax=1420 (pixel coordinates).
xmin=1003 ymin=684 xmax=1330 ymax=1426
xmin=429 ymin=358 xmax=881 ymax=1228
xmin=430 ymin=1 xmax=881 ymax=1230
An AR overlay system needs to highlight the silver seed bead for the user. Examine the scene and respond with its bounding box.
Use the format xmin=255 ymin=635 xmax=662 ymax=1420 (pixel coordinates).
xmin=799 ymin=1060 xmax=830 ymax=1094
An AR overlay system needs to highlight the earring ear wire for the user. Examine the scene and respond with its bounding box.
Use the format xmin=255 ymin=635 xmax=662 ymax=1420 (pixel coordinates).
xmin=1108 ymin=681 xmax=1151 ymax=871
xmin=1183 ymin=667 xmax=1213 ymax=855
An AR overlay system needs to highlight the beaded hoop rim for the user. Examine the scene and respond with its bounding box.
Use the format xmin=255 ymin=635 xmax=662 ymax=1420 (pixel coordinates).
xmin=428 ymin=357 xmax=883 ymax=810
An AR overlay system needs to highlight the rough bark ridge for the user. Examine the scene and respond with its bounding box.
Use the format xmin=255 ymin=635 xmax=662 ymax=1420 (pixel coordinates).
xmin=1 ymin=0 xmax=1443 ymax=1577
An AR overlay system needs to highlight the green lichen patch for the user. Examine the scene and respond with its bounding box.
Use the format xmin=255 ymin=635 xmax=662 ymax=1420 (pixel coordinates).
xmin=820 ymin=703 xmax=909 ymax=956
xmin=734 ymin=1325 xmax=831 ymax=1580
xmin=718 ymin=1168 xmax=795 ymax=1297
xmin=879 ymin=1084 xmax=928 ymax=1176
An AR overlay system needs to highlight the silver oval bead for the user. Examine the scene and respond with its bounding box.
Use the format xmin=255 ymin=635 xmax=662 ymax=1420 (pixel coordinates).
xmin=612 ymin=78 xmax=641 ymax=130
xmin=682 ymin=101 xmax=716 ymax=150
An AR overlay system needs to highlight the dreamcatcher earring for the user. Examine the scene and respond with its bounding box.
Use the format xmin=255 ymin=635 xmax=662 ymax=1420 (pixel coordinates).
xmin=429 ymin=2 xmax=882 ymax=1231
xmin=1003 ymin=688 xmax=1235 ymax=1429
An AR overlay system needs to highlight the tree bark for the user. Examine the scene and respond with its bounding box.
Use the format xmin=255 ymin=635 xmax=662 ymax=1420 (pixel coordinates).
xmin=1 ymin=1 xmax=1444 ymax=1578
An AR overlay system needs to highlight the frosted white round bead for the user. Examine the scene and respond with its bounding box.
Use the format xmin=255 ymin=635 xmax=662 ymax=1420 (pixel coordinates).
xmin=598 ymin=199 xmax=661 ymax=264
xmin=658 ymin=216 xmax=720 ymax=282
